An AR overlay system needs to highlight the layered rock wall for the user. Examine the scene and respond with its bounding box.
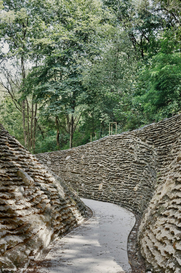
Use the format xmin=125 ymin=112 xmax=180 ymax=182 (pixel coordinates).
xmin=0 ymin=125 xmax=89 ymax=272
xmin=37 ymin=114 xmax=181 ymax=272
xmin=138 ymin=151 xmax=181 ymax=272
xmin=37 ymin=135 xmax=157 ymax=214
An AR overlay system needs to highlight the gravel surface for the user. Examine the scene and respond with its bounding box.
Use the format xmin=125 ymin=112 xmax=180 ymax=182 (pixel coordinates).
xmin=27 ymin=198 xmax=135 ymax=273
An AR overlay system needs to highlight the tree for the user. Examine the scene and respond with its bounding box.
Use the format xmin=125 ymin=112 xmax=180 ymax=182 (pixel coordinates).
xmin=103 ymin=0 xmax=164 ymax=59
xmin=133 ymin=29 xmax=181 ymax=123
xmin=152 ymin=0 xmax=181 ymax=27
xmin=0 ymin=0 xmax=43 ymax=151
xmin=83 ymin=29 xmax=138 ymax=133
xmin=1 ymin=0 xmax=180 ymax=152
xmin=24 ymin=0 xmax=113 ymax=148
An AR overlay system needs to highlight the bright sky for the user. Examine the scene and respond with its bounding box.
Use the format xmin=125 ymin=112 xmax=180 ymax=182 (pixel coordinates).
xmin=1 ymin=42 xmax=9 ymax=53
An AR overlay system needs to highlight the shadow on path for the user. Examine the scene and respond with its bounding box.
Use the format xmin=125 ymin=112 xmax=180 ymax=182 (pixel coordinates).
xmin=27 ymin=198 xmax=135 ymax=273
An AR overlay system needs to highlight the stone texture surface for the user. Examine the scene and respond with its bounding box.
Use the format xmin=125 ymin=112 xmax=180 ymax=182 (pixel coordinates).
xmin=0 ymin=124 xmax=90 ymax=273
xmin=37 ymin=114 xmax=181 ymax=272
xmin=37 ymin=135 xmax=157 ymax=214
xmin=138 ymin=151 xmax=181 ymax=273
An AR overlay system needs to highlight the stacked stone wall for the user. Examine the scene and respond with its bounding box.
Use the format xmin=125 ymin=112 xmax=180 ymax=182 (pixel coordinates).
xmin=37 ymin=114 xmax=181 ymax=272
xmin=0 ymin=125 xmax=89 ymax=272
xmin=37 ymin=135 xmax=157 ymax=214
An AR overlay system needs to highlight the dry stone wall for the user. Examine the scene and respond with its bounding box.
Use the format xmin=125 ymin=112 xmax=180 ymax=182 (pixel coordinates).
xmin=37 ymin=114 xmax=181 ymax=272
xmin=37 ymin=136 xmax=157 ymax=214
xmin=0 ymin=125 xmax=89 ymax=273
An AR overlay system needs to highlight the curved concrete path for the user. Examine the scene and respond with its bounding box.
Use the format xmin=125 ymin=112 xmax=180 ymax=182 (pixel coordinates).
xmin=29 ymin=198 xmax=135 ymax=273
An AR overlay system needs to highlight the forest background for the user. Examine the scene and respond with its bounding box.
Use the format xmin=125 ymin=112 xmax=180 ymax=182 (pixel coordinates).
xmin=0 ymin=0 xmax=181 ymax=153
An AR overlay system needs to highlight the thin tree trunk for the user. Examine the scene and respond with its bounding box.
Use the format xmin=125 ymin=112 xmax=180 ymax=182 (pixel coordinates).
xmin=21 ymin=56 xmax=27 ymax=148
xmin=32 ymin=103 xmax=37 ymax=153
xmin=26 ymin=98 xmax=30 ymax=150
xmin=55 ymin=116 xmax=60 ymax=148
xmin=69 ymin=114 xmax=74 ymax=148
xmin=30 ymin=99 xmax=34 ymax=151
xmin=36 ymin=118 xmax=44 ymax=139
xmin=66 ymin=114 xmax=70 ymax=135
xmin=22 ymin=100 xmax=27 ymax=147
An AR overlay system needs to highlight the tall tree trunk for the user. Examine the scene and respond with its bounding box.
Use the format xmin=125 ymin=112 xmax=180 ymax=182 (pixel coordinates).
xmin=30 ymin=99 xmax=34 ymax=151
xmin=22 ymin=100 xmax=27 ymax=147
xmin=55 ymin=116 xmax=60 ymax=148
xmin=26 ymin=98 xmax=30 ymax=150
xmin=32 ymin=103 xmax=37 ymax=153
xmin=21 ymin=56 xmax=27 ymax=148
xmin=69 ymin=114 xmax=74 ymax=149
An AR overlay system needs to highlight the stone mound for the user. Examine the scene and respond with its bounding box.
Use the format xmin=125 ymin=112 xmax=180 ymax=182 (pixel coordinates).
xmin=0 ymin=124 xmax=89 ymax=272
xmin=139 ymin=152 xmax=181 ymax=273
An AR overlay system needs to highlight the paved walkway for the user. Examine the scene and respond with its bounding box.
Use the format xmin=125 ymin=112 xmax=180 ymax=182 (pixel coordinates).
xmin=29 ymin=198 xmax=135 ymax=273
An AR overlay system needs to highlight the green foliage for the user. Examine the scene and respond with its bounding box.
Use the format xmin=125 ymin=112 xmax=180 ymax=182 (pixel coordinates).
xmin=22 ymin=0 xmax=114 ymax=148
xmin=138 ymin=54 xmax=181 ymax=120
xmin=1 ymin=0 xmax=181 ymax=152
xmin=0 ymin=96 xmax=23 ymax=143
xmin=35 ymin=131 xmax=59 ymax=154
xmin=83 ymin=30 xmax=138 ymax=131
xmin=134 ymin=29 xmax=181 ymax=123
